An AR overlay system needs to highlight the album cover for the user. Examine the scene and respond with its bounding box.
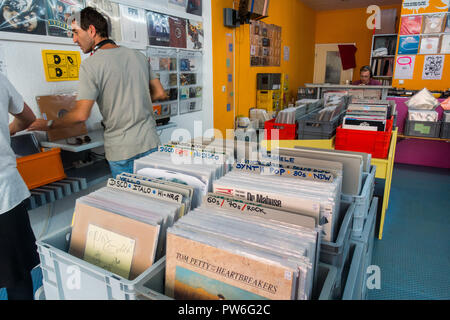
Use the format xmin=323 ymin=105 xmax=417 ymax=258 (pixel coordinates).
xmin=441 ymin=35 xmax=450 ymax=54
xmin=36 ymin=94 xmax=88 ymax=142
xmin=86 ymin=0 xmax=121 ymax=42
xmin=168 ymin=0 xmax=186 ymax=11
xmin=0 ymin=0 xmax=47 ymax=35
xmin=169 ymin=16 xmax=186 ymax=48
xmin=147 ymin=11 xmax=170 ymax=47
xmin=186 ymin=20 xmax=203 ymax=50
xmin=422 ymin=13 xmax=445 ymax=34
xmin=165 ymin=233 xmax=296 ymax=300
xmin=420 ymin=36 xmax=440 ymax=55
xmin=398 ymin=35 xmax=420 ymax=55
xmin=46 ymin=0 xmax=84 ymax=37
xmin=400 ymin=15 xmax=422 ymax=35
xmin=445 ymin=14 xmax=450 ymax=33
xmin=169 ymin=73 xmax=178 ymax=86
xmin=186 ymin=0 xmax=201 ymax=16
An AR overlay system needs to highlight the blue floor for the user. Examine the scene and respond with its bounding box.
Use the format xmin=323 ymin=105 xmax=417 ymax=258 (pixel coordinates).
xmin=1 ymin=163 xmax=449 ymax=300
xmin=368 ymin=163 xmax=450 ymax=300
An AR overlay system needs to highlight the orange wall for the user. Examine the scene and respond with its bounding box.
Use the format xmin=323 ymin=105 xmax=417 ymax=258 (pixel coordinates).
xmin=391 ymin=0 xmax=450 ymax=90
xmin=315 ymin=5 xmax=402 ymax=82
xmin=212 ymin=0 xmax=316 ymax=135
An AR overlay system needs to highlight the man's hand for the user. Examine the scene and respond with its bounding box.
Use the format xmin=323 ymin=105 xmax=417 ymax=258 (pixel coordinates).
xmin=27 ymin=119 xmax=50 ymax=132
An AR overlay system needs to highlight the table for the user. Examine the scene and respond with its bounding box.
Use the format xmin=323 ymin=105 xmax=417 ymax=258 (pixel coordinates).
xmin=261 ymin=129 xmax=398 ymax=239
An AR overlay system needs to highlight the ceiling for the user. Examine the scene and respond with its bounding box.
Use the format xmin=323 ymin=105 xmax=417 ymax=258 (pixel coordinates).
xmin=300 ymin=0 xmax=402 ymax=11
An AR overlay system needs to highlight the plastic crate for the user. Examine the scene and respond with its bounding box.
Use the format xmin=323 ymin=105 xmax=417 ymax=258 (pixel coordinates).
xmin=135 ymin=257 xmax=339 ymax=301
xmin=342 ymin=165 xmax=376 ymax=238
xmin=341 ymin=242 xmax=365 ymax=300
xmin=440 ymin=122 xmax=450 ymax=139
xmin=320 ymin=200 xmax=354 ymax=270
xmin=335 ymin=118 xmax=393 ymax=159
xmin=16 ymin=148 xmax=66 ymax=190
xmin=37 ymin=226 xmax=161 ymax=300
xmin=298 ymin=111 xmax=344 ymax=140
xmin=404 ymin=119 xmax=440 ymax=138
xmin=264 ymin=118 xmax=298 ymax=140
xmin=351 ymin=197 xmax=378 ymax=300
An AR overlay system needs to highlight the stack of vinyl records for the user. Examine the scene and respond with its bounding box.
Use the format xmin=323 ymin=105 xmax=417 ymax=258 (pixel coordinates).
xmin=165 ymin=200 xmax=321 ymax=300
xmin=212 ymin=160 xmax=343 ymax=243
xmin=68 ymin=174 xmax=192 ymax=280
xmin=342 ymin=98 xmax=391 ymax=132
xmin=295 ymin=98 xmax=323 ymax=113
xmin=134 ymin=146 xmax=231 ymax=208
xmin=275 ymin=105 xmax=307 ymax=124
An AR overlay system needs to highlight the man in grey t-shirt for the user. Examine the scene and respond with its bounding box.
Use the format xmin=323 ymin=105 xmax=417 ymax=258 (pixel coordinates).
xmin=29 ymin=7 xmax=167 ymax=178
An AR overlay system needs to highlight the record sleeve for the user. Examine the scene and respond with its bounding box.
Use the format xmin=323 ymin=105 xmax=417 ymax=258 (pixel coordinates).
xmin=441 ymin=34 xmax=450 ymax=54
xmin=86 ymin=0 xmax=122 ymax=42
xmin=186 ymin=0 xmax=201 ymax=16
xmin=147 ymin=11 xmax=170 ymax=47
xmin=420 ymin=35 xmax=440 ymax=54
xmin=169 ymin=16 xmax=186 ymax=48
xmin=186 ymin=20 xmax=203 ymax=50
xmin=400 ymin=15 xmax=422 ymax=35
xmin=422 ymin=14 xmax=445 ymax=34
xmin=168 ymin=0 xmax=186 ymax=11
xmin=398 ymin=35 xmax=420 ymax=55
xmin=119 ymin=4 xmax=147 ymax=45
xmin=46 ymin=0 xmax=84 ymax=38
xmin=0 ymin=0 xmax=47 ymax=35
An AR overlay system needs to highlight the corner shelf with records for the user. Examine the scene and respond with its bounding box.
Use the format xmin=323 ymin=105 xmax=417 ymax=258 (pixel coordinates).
xmin=370 ymin=34 xmax=398 ymax=86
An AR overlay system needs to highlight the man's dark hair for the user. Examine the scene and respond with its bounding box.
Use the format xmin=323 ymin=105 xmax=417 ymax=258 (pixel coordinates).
xmin=360 ymin=65 xmax=373 ymax=78
xmin=79 ymin=7 xmax=109 ymax=38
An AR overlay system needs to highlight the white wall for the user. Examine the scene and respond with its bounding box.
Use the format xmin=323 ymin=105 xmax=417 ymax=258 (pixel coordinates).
xmin=2 ymin=0 xmax=214 ymax=144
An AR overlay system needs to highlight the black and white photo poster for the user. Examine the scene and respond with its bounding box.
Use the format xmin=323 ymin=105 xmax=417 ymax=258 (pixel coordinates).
xmin=422 ymin=55 xmax=445 ymax=80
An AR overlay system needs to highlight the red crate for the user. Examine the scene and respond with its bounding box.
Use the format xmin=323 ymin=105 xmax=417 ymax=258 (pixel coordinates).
xmin=335 ymin=118 xmax=393 ymax=159
xmin=264 ymin=119 xmax=298 ymax=140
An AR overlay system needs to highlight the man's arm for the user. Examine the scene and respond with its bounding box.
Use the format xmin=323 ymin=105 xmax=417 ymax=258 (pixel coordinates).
xmin=27 ymin=99 xmax=95 ymax=132
xmin=9 ymin=102 xmax=36 ymax=135
xmin=150 ymin=78 xmax=168 ymax=102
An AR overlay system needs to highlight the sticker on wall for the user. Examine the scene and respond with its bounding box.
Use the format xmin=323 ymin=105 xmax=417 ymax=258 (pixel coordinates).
xmin=422 ymin=54 xmax=445 ymax=80
xmin=394 ymin=55 xmax=416 ymax=79
xmin=226 ymin=33 xmax=234 ymax=113
xmin=398 ymin=35 xmax=420 ymax=54
xmin=403 ymin=0 xmax=430 ymax=13
xmin=42 ymin=50 xmax=81 ymax=81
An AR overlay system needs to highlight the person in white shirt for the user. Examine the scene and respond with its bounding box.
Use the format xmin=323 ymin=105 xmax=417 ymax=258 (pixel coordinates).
xmin=0 ymin=74 xmax=40 ymax=300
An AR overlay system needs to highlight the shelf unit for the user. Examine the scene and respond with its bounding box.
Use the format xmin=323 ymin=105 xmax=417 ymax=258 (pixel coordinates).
xmin=370 ymin=34 xmax=398 ymax=86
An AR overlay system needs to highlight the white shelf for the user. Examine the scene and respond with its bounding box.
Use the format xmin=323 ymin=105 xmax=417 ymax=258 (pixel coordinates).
xmin=40 ymin=129 xmax=104 ymax=153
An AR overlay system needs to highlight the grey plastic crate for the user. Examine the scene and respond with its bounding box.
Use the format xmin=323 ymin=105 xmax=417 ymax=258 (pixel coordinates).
xmin=351 ymin=197 xmax=378 ymax=300
xmin=37 ymin=226 xmax=162 ymax=300
xmin=440 ymin=122 xmax=450 ymax=139
xmin=341 ymin=242 xmax=365 ymax=300
xmin=342 ymin=165 xmax=376 ymax=238
xmin=320 ymin=200 xmax=354 ymax=270
xmin=404 ymin=119 xmax=440 ymax=138
xmin=135 ymin=257 xmax=339 ymax=301
xmin=298 ymin=111 xmax=345 ymax=140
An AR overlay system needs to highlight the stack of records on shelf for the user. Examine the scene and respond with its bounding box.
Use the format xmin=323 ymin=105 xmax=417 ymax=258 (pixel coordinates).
xmin=408 ymin=110 xmax=439 ymax=122
xmin=68 ymin=174 xmax=191 ymax=280
xmin=165 ymin=197 xmax=321 ymax=300
xmin=134 ymin=145 xmax=231 ymax=209
xmin=275 ymin=105 xmax=307 ymax=124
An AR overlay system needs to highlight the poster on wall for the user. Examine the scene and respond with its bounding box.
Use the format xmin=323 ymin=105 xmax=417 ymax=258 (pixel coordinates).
xmin=394 ymin=55 xmax=416 ymax=79
xmin=186 ymin=20 xmax=203 ymax=50
xmin=169 ymin=16 xmax=186 ymax=48
xmin=0 ymin=0 xmax=47 ymax=35
xmin=422 ymin=54 xmax=445 ymax=80
xmin=86 ymin=0 xmax=122 ymax=42
xmin=147 ymin=11 xmax=170 ymax=47
xmin=46 ymin=0 xmax=84 ymax=38
xmin=119 ymin=5 xmax=148 ymax=45
xmin=186 ymin=0 xmax=201 ymax=16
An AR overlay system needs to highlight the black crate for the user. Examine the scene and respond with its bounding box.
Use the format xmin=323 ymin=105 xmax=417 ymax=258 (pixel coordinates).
xmin=404 ymin=120 xmax=440 ymax=138
xmin=440 ymin=122 xmax=450 ymax=139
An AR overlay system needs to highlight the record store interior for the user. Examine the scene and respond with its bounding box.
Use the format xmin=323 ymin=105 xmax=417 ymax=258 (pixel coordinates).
xmin=1 ymin=0 xmax=449 ymax=301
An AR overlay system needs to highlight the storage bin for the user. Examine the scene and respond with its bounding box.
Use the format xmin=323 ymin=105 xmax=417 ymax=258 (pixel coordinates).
xmin=264 ymin=118 xmax=298 ymax=140
xmin=440 ymin=122 xmax=450 ymax=139
xmin=404 ymin=119 xmax=440 ymax=138
xmin=341 ymin=242 xmax=365 ymax=300
xmin=335 ymin=118 xmax=393 ymax=159
xmin=320 ymin=200 xmax=354 ymax=270
xmin=342 ymin=165 xmax=376 ymax=238
xmin=135 ymin=257 xmax=339 ymax=301
xmin=16 ymin=148 xmax=66 ymax=190
xmin=351 ymin=197 xmax=378 ymax=300
xmin=37 ymin=226 xmax=161 ymax=300
xmin=297 ymin=111 xmax=345 ymax=140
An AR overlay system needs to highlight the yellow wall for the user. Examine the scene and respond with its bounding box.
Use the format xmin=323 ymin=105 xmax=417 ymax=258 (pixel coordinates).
xmin=391 ymin=0 xmax=450 ymax=90
xmin=212 ymin=0 xmax=316 ymax=135
xmin=315 ymin=5 xmax=402 ymax=82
